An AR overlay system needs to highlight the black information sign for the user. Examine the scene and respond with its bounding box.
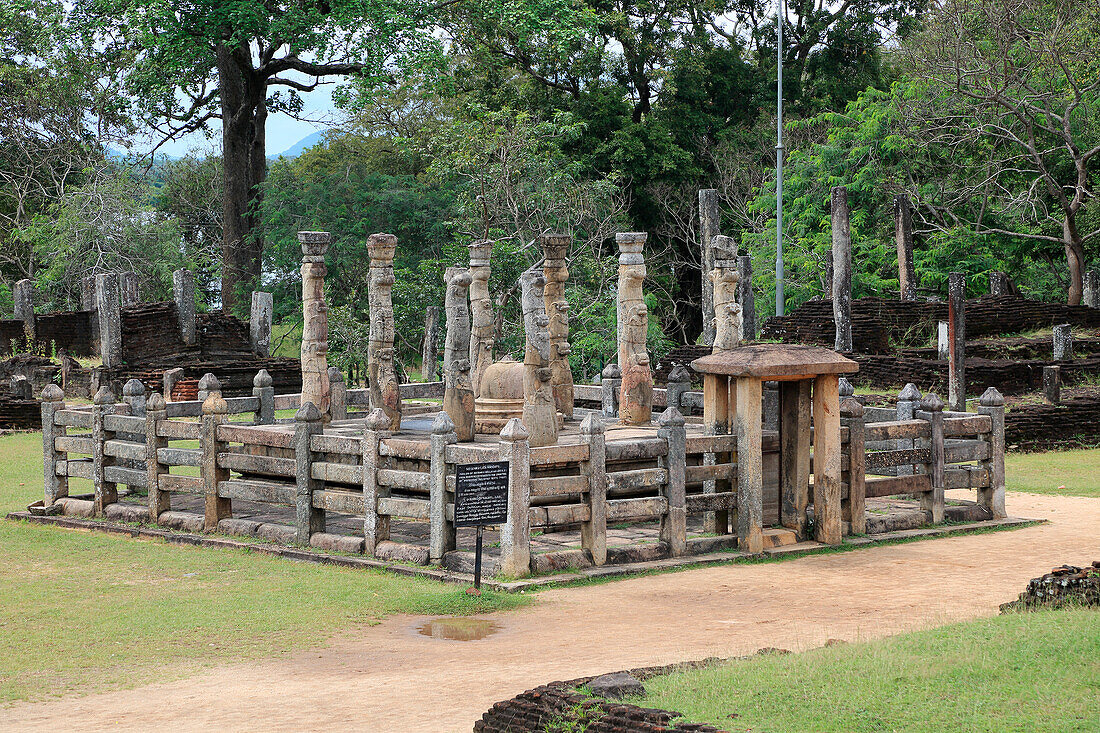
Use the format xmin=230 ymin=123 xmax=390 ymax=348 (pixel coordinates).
xmin=454 ymin=461 xmax=510 ymax=528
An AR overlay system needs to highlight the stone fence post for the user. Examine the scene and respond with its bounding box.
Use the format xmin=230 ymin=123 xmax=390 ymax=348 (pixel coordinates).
xmin=201 ymin=392 xmax=230 ymax=530
xmin=498 ymin=418 xmax=531 ymax=578
xmin=41 ymin=384 xmax=67 ymax=508
xmin=362 ymin=408 xmax=390 ymax=554
xmin=978 ymin=387 xmax=1007 ymax=519
xmin=294 ymin=402 xmax=325 ymax=544
xmin=919 ymin=393 xmax=945 ymax=524
xmin=429 ymin=412 xmax=458 ymax=563
xmin=840 ymin=397 xmax=866 ymax=535
xmin=92 ymin=386 xmax=117 ymax=516
xmin=146 ymin=392 xmax=169 ymax=522
xmin=658 ymin=407 xmax=687 ymax=556
xmin=896 ymin=383 xmax=921 ymax=477
xmin=119 ymin=379 xmax=147 ymax=479
xmin=197 ymin=373 xmax=220 ymax=403
xmin=665 ymin=364 xmax=691 ymax=414
xmin=1043 ymin=366 xmax=1061 ymax=405
xmin=253 ymin=369 xmax=275 ymax=424
xmin=600 ymin=363 xmax=620 ymax=418
xmin=579 ymin=413 xmax=607 ymax=565
xmin=328 ymin=367 xmax=347 ymax=421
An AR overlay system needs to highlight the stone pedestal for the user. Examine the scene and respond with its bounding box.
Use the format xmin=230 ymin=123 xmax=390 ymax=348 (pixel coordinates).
xmin=367 ymin=233 xmax=401 ymax=430
xmin=1043 ymin=365 xmax=1061 ymax=404
xmin=299 ymin=232 xmax=331 ymax=419
xmin=615 ymin=232 xmax=653 ymax=426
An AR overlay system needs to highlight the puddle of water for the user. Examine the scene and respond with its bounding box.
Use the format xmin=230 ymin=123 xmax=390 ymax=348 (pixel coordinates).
xmin=417 ymin=617 xmax=500 ymax=641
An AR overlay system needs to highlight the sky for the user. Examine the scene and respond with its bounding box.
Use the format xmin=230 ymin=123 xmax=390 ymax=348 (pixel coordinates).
xmin=148 ymin=82 xmax=342 ymax=159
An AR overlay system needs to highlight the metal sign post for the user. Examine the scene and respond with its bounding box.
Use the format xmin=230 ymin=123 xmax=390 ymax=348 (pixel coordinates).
xmin=454 ymin=461 xmax=510 ymax=596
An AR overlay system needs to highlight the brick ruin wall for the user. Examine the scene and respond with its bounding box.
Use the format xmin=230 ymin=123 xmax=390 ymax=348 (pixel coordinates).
xmin=0 ymin=311 xmax=96 ymax=357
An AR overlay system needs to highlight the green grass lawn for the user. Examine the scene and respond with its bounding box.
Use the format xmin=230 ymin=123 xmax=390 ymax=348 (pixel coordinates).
xmin=1007 ymin=449 xmax=1100 ymax=498
xmin=0 ymin=431 xmax=529 ymax=704
xmin=640 ymin=607 xmax=1100 ymax=732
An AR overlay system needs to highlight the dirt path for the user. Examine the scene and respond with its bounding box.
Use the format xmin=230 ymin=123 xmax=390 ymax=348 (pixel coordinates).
xmin=5 ymin=491 xmax=1097 ymax=732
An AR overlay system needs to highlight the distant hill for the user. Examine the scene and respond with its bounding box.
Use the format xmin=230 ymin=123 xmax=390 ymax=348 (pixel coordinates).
xmin=271 ymin=130 xmax=328 ymax=159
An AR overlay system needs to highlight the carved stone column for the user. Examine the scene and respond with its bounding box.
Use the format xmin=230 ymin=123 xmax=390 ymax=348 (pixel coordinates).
xmin=541 ymin=233 xmax=574 ymax=419
xmin=298 ymin=231 xmax=331 ymax=419
xmin=520 ymin=270 xmax=558 ymax=447
xmin=615 ymin=232 xmax=653 ymax=425
xmin=367 ymin=233 xmax=402 ymax=430
xmin=443 ymin=267 xmax=475 ymax=441
xmin=710 ymin=235 xmax=742 ymax=350
xmin=468 ymin=240 xmax=494 ymax=397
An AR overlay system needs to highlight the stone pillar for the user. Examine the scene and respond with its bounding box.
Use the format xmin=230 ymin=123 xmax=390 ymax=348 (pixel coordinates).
xmin=710 ymin=235 xmax=742 ymax=350
xmin=737 ymin=255 xmax=756 ymax=340
xmin=1084 ymin=269 xmax=1099 ymax=308
xmin=937 ymin=321 xmax=949 ymax=361
xmin=579 ymin=413 xmax=607 ymax=565
xmin=253 ymin=369 xmax=275 ymax=424
xmin=91 ymin=386 xmax=117 ymax=516
xmin=1053 ymin=324 xmax=1073 ymax=361
xmin=429 ymin=412 xmax=458 ymax=563
xmin=366 ymin=233 xmax=401 ymax=430
xmin=519 ymin=270 xmax=558 ymax=447
xmin=250 ymin=291 xmax=273 ymax=358
xmin=600 ymin=363 xmax=620 ymax=418
xmin=658 ymin=407 xmax=687 ymax=557
xmin=421 ymin=306 xmax=440 ymax=381
xmin=328 ymin=367 xmax=347 ymax=421
xmin=163 ymin=368 xmax=185 ymax=402
xmin=10 ymin=375 xmax=32 ymax=400
xmin=542 ymin=232 xmax=574 ymax=419
xmin=977 ymin=387 xmax=1007 ymax=518
xmin=120 ymin=272 xmax=140 ymax=307
xmin=831 ymin=186 xmax=853 ymax=353
xmin=699 ymin=189 xmax=719 ymax=347
xmin=894 ymin=194 xmax=918 ymax=301
xmin=362 ymin=408 xmax=390 ymax=554
xmin=823 ymin=250 xmax=834 ymax=300
xmin=13 ymin=279 xmax=35 ymax=344
xmin=989 ymin=271 xmax=1011 ymax=296
xmin=498 ymin=418 xmax=531 ymax=578
xmin=1043 ymin=365 xmax=1061 ymax=404
xmin=443 ymin=267 xmax=475 ymax=441
xmin=299 ymin=231 xmax=332 ymax=420
xmin=947 ymin=272 xmax=966 ymax=411
xmin=615 ymin=232 xmax=653 ymax=426
xmin=146 ymin=392 xmax=169 ymax=523
xmin=666 ymin=363 xmax=691 ymax=414
xmin=468 ymin=240 xmax=494 ymax=397
xmin=95 ymin=273 xmax=122 ymax=368
xmin=80 ymin=276 xmax=97 ymax=311
xmin=293 ymin=402 xmax=325 ymax=544
xmin=896 ymin=383 xmax=922 ymax=476
xmin=920 ymin=393 xmax=946 ymax=524
xmin=41 ymin=384 xmax=67 ymax=508
xmin=172 ymin=269 xmax=196 ymax=346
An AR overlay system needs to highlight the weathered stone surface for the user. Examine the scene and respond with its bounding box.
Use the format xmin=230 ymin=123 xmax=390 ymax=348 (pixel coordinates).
xmin=120 ymin=272 xmax=140 ymax=306
xmin=10 ymin=375 xmax=32 ymax=400
xmin=894 ymin=194 xmax=918 ymax=301
xmin=256 ymin=522 xmax=297 ymax=544
xmin=13 ymin=279 xmax=35 ymax=343
xmin=468 ymin=240 xmax=495 ymax=398
xmin=947 ymin=272 xmax=966 ymax=411
xmin=1043 ymin=365 xmax=1061 ymax=404
xmin=1053 ymin=323 xmax=1073 ymax=361
xmin=520 ymin=270 xmax=558 ymax=447
xmin=172 ymin=269 xmax=196 ymax=346
xmin=615 ymin=232 xmax=653 ymax=425
xmin=299 ymin=231 xmax=332 ymax=420
xmin=600 ymin=362 xmax=620 ymax=418
xmin=531 ymin=549 xmax=594 ymax=574
xmin=158 ymin=511 xmax=205 ymax=532
xmin=588 ymin=672 xmax=645 ymax=700
xmin=1085 ymin=270 xmax=1099 ymax=308
xmin=989 ymin=271 xmax=1013 ymax=297
xmin=218 ymin=518 xmax=263 ymax=536
xmin=738 ymin=254 xmax=756 ymax=339
xmin=421 ymin=305 xmax=440 ymax=380
xmin=542 ymin=233 xmax=574 ymax=419
xmin=710 ymin=234 xmax=742 ymax=350
xmin=310 ymin=532 xmax=365 ymax=554
xmin=104 ymin=502 xmax=151 ymax=523
xmin=691 ymin=344 xmax=858 ymax=378
xmin=96 ymin=273 xmax=122 ymax=368
xmin=250 ymin=291 xmax=274 ymax=357
xmin=665 ymin=363 xmax=691 ymax=413
xmin=443 ymin=267 xmax=475 ymax=441
xmin=699 ymin=188 xmax=719 ymax=346
xmin=374 ymin=540 xmax=430 ymax=565
xmin=367 ymin=233 xmax=401 ymax=429
xmin=937 ymin=321 xmax=949 ymax=361
xmin=831 ymin=186 xmax=853 ymax=352
xmin=163 ymin=368 xmax=185 ymax=402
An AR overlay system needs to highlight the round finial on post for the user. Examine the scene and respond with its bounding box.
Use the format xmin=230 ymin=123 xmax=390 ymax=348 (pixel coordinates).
xmin=657 ymin=406 xmax=686 ymax=427
xmin=920 ymin=393 xmax=945 ymax=412
xmin=602 ymin=363 xmax=621 ymax=380
xmin=198 ymin=373 xmax=220 ymax=394
xmin=93 ymin=386 xmax=114 ymax=405
xmin=500 ymin=417 xmax=530 ymax=442
xmin=202 ymin=392 xmax=228 ymax=415
xmin=327 ymin=367 xmax=345 ymax=385
xmin=365 ymin=407 xmax=390 ymax=432
xmin=41 ymin=383 xmax=64 ymax=402
xmin=147 ymin=392 xmax=166 ymax=412
xmin=979 ymin=386 xmax=1004 ymax=407
xmin=254 ymin=369 xmax=273 ymax=388
xmin=295 ymin=401 xmax=322 ymax=423
xmin=431 ymin=411 xmax=456 ymax=435
xmin=898 ymin=383 xmax=922 ymax=402
xmin=123 ymin=379 xmax=145 ymax=398
xmin=668 ymin=364 xmax=691 ymax=384
xmin=297 ymin=230 xmax=331 ymax=258
xmin=838 ymin=377 xmax=855 ymax=398
xmin=840 ymin=396 xmax=864 ymax=418
xmin=580 ymin=412 xmax=604 ymax=436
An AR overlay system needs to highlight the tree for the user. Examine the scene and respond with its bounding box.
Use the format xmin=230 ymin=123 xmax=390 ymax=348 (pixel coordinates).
xmin=903 ymin=0 xmax=1100 ymax=303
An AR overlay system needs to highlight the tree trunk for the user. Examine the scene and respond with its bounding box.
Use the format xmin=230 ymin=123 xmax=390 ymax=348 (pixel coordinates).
xmin=216 ymin=43 xmax=268 ymax=314
xmin=1064 ymin=214 xmax=1085 ymax=305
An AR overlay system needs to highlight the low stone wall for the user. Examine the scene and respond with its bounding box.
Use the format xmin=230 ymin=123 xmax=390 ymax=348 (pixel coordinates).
xmin=475 ymin=661 xmax=729 ymax=733
xmin=852 ymin=355 xmax=1100 ymax=396
xmin=1003 ymin=397 xmax=1100 ymax=449
xmin=0 ymin=397 xmax=40 ymax=429
xmin=1000 ymin=562 xmax=1100 ymax=612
